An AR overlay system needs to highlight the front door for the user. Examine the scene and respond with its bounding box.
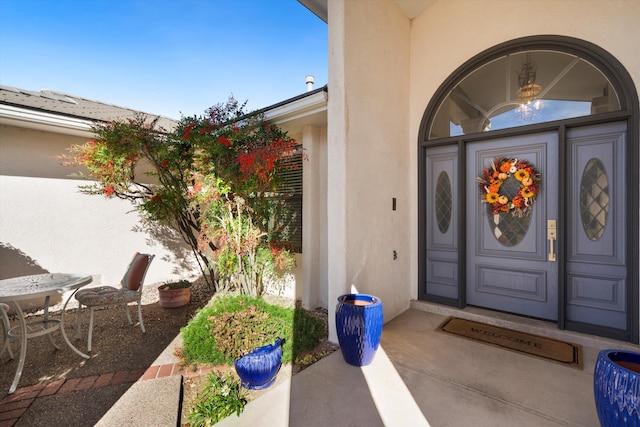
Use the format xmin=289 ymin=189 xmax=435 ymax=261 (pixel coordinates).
xmin=419 ymin=38 xmax=637 ymax=341
xmin=466 ymin=133 xmax=558 ymax=320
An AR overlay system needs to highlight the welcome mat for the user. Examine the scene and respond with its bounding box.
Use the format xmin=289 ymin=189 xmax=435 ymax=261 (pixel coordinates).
xmin=436 ymin=317 xmax=583 ymax=370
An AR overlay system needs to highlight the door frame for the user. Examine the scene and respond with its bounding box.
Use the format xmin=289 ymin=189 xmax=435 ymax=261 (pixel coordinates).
xmin=418 ymin=36 xmax=639 ymax=343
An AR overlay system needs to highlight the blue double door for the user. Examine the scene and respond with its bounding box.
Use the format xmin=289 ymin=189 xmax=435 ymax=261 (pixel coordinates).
xmin=425 ymin=122 xmax=629 ymax=336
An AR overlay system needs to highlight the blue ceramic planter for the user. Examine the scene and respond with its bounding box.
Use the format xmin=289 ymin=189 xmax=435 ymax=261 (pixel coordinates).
xmin=234 ymin=338 xmax=283 ymax=390
xmin=594 ymin=349 xmax=640 ymax=426
xmin=335 ymin=294 xmax=383 ymax=366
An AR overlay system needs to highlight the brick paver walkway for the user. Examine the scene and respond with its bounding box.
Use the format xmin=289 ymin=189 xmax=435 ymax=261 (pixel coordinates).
xmin=0 ymin=363 xmax=212 ymax=427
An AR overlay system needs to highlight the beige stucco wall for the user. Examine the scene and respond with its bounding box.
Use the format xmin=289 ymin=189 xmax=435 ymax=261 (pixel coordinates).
xmin=301 ymin=125 xmax=329 ymax=309
xmin=0 ymin=124 xmax=199 ymax=288
xmin=328 ymin=0 xmax=411 ymax=340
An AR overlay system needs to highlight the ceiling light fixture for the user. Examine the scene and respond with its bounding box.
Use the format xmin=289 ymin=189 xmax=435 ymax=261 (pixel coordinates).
xmin=516 ymin=53 xmax=542 ymax=104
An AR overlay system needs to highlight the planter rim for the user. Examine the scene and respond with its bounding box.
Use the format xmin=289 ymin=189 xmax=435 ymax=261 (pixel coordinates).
xmin=599 ymin=348 xmax=640 ymax=372
xmin=235 ymin=338 xmax=282 ymax=361
xmin=337 ymin=293 xmax=381 ymax=307
xmin=158 ymin=283 xmax=191 ymax=290
xmin=599 ymin=348 xmax=640 ymax=357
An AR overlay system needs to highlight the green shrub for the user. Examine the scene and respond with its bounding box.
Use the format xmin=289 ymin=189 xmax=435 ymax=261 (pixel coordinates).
xmin=208 ymin=305 xmax=288 ymax=360
xmin=187 ymin=371 xmax=248 ymax=426
xmin=180 ymin=295 xmax=325 ymax=365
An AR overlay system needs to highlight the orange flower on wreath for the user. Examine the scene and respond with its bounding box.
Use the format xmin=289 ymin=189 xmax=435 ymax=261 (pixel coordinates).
xmin=487 ymin=183 xmax=501 ymax=194
xmin=512 ymin=195 xmax=524 ymax=208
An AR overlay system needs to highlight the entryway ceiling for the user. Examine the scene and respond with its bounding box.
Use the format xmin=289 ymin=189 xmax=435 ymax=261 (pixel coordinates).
xmin=394 ymin=0 xmax=438 ymax=19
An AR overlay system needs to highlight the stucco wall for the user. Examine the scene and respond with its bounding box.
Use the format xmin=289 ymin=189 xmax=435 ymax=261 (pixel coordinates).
xmin=0 ymin=124 xmax=199 ymax=288
xmin=328 ymin=0 xmax=411 ymax=340
xmin=301 ymin=125 xmax=329 ymax=309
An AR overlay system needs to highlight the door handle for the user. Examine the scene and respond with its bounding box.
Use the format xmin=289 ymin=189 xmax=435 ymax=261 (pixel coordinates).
xmin=547 ymin=220 xmax=557 ymax=262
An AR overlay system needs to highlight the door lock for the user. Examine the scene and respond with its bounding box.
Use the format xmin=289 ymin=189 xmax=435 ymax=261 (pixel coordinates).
xmin=547 ymin=220 xmax=557 ymax=262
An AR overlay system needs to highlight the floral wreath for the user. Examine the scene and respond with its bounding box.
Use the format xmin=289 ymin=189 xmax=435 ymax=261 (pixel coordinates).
xmin=476 ymin=157 xmax=540 ymax=217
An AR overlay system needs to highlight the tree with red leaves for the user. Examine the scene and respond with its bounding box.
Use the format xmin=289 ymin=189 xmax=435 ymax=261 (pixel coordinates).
xmin=59 ymin=96 xmax=301 ymax=293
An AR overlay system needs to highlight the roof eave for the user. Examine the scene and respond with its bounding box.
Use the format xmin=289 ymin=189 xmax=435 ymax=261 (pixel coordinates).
xmin=297 ymin=0 xmax=328 ymax=23
xmin=262 ymin=86 xmax=328 ymax=126
xmin=0 ymin=104 xmax=95 ymax=138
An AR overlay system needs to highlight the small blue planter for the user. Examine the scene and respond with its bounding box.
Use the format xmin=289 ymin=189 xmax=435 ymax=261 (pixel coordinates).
xmin=594 ymin=349 xmax=640 ymax=426
xmin=234 ymin=338 xmax=283 ymax=390
xmin=335 ymin=294 xmax=383 ymax=366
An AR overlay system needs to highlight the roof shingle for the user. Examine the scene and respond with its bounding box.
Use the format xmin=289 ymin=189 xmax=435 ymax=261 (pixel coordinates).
xmin=0 ymin=85 xmax=177 ymax=130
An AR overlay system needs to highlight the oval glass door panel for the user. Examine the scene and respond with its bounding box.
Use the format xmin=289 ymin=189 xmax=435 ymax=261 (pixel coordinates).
xmin=486 ymin=175 xmax=531 ymax=246
xmin=580 ymin=158 xmax=609 ymax=241
xmin=435 ymin=171 xmax=452 ymax=233
xmin=487 ymin=209 xmax=531 ymax=247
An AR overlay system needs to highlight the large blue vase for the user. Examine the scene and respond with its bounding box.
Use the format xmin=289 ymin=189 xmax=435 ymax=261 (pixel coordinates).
xmin=335 ymin=294 xmax=383 ymax=366
xmin=234 ymin=338 xmax=283 ymax=390
xmin=594 ymin=349 xmax=640 ymax=426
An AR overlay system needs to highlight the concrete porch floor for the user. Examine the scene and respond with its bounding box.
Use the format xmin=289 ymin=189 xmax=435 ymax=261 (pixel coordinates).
xmin=216 ymin=301 xmax=639 ymax=426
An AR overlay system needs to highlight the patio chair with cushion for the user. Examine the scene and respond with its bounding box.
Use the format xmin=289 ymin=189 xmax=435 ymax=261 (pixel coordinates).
xmin=0 ymin=302 xmax=14 ymax=359
xmin=75 ymin=253 xmax=154 ymax=352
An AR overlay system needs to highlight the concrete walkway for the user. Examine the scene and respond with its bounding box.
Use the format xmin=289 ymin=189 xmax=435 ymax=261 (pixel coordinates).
xmin=216 ymin=302 xmax=639 ymax=426
xmin=0 ymin=356 xmax=206 ymax=426
xmin=3 ymin=302 xmax=639 ymax=426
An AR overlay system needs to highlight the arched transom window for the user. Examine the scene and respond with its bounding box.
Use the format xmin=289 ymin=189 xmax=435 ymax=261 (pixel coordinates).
xmin=429 ymin=50 xmax=622 ymax=139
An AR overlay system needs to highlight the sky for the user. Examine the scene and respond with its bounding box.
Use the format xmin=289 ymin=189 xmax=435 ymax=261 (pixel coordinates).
xmin=0 ymin=0 xmax=327 ymax=119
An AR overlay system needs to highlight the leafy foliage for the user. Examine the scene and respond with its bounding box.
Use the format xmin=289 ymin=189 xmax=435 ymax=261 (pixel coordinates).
xmin=187 ymin=370 xmax=248 ymax=426
xmin=59 ymin=97 xmax=301 ymax=294
xmin=180 ymin=295 xmax=326 ymax=365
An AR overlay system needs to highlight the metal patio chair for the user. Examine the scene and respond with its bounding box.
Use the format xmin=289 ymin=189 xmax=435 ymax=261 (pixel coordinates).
xmin=0 ymin=302 xmax=14 ymax=359
xmin=74 ymin=253 xmax=154 ymax=352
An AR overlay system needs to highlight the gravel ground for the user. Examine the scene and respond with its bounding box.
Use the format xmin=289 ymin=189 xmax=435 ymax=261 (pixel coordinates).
xmin=1 ymin=277 xmax=333 ymax=395
xmin=0 ymin=277 xmax=216 ymax=395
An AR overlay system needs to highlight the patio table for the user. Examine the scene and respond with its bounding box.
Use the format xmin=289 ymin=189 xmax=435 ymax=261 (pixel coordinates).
xmin=0 ymin=273 xmax=92 ymax=394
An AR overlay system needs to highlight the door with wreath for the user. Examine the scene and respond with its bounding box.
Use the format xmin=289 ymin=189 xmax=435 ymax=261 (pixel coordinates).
xmin=466 ymin=133 xmax=558 ymax=320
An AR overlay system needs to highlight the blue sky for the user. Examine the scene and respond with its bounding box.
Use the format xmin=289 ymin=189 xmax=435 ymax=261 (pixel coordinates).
xmin=0 ymin=0 xmax=327 ymax=119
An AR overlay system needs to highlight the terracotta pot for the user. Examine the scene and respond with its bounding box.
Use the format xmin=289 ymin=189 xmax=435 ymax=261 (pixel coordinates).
xmin=158 ymin=284 xmax=190 ymax=308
